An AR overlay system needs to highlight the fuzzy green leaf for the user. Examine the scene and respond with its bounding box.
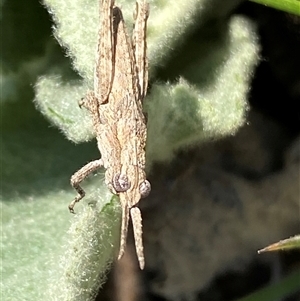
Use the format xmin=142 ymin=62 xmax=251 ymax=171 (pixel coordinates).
xmin=2 ymin=0 xmax=261 ymax=300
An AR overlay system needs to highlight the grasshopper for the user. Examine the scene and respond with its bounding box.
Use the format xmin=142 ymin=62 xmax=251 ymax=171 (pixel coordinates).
xmin=69 ymin=0 xmax=150 ymax=269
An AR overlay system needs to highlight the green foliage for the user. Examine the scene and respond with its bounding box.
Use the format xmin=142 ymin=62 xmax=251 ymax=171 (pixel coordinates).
xmin=35 ymin=0 xmax=260 ymax=163
xmin=250 ymin=0 xmax=300 ymax=16
xmin=258 ymin=235 xmax=300 ymax=253
xmin=1 ymin=0 xmax=261 ymax=300
xmin=47 ymin=195 xmax=121 ymax=301
xmin=234 ymin=269 xmax=300 ymax=301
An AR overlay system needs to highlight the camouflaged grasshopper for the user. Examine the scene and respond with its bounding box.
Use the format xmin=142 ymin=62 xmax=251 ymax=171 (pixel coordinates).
xmin=69 ymin=0 xmax=150 ymax=269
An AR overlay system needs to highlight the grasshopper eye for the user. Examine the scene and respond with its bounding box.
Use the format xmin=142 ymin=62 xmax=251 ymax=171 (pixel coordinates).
xmin=113 ymin=173 xmax=131 ymax=192
xmin=139 ymin=180 xmax=151 ymax=198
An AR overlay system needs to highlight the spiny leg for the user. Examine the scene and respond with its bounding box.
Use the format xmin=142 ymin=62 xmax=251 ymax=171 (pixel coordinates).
xmin=118 ymin=201 xmax=130 ymax=260
xmin=130 ymin=206 xmax=144 ymax=269
xmin=69 ymin=159 xmax=103 ymax=213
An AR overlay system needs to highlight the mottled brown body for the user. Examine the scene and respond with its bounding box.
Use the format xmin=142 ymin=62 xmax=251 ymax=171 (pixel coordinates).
xmin=69 ymin=0 xmax=150 ymax=269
